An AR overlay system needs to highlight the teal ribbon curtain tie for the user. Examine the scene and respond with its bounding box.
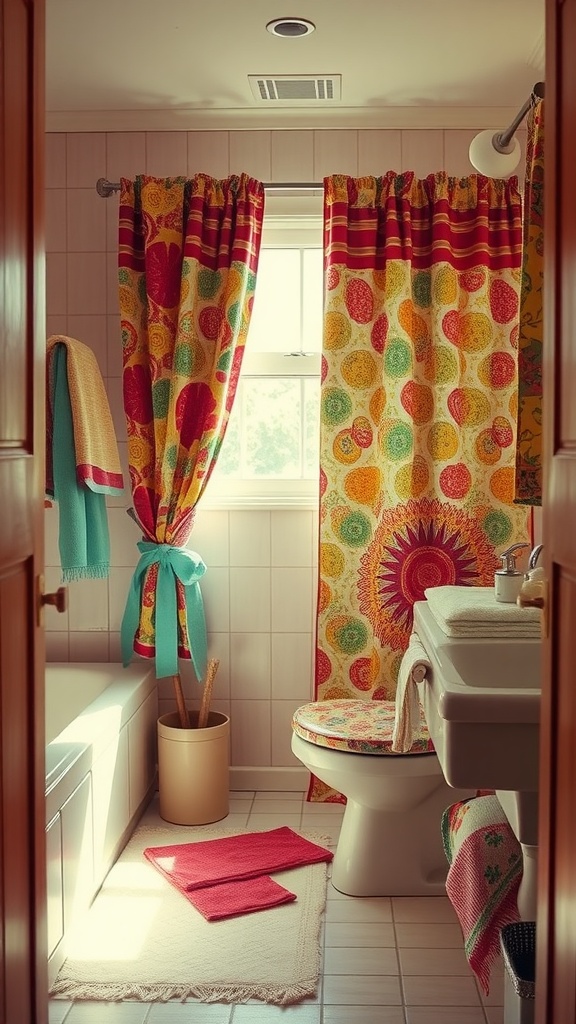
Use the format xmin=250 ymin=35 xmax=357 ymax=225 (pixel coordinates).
xmin=121 ymin=541 xmax=208 ymax=681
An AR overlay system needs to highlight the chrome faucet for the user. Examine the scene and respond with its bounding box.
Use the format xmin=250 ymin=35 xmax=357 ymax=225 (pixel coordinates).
xmin=528 ymin=544 xmax=544 ymax=570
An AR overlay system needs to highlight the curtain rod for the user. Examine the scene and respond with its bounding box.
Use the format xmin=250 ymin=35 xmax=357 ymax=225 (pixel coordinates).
xmin=96 ymin=177 xmax=322 ymax=197
xmin=496 ymin=81 xmax=545 ymax=151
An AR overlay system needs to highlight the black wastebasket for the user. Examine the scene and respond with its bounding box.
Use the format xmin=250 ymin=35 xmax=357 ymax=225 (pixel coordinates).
xmin=500 ymin=920 xmax=536 ymax=1000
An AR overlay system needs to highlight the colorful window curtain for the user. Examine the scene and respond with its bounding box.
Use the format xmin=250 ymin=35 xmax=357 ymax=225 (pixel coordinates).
xmin=515 ymin=100 xmax=544 ymax=505
xmin=118 ymin=174 xmax=264 ymax=679
xmin=314 ymin=173 xmax=531 ymax=799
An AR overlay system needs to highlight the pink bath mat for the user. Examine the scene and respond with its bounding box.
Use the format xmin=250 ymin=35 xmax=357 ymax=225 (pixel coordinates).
xmin=144 ymin=826 xmax=332 ymax=921
xmin=144 ymin=825 xmax=333 ymax=892
xmin=185 ymin=874 xmax=297 ymax=921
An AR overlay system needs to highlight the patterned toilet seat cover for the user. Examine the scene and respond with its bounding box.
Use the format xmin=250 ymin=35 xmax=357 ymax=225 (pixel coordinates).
xmin=292 ymin=699 xmax=435 ymax=756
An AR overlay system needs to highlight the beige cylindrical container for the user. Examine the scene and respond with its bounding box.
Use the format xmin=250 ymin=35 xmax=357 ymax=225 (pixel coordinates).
xmin=157 ymin=710 xmax=230 ymax=825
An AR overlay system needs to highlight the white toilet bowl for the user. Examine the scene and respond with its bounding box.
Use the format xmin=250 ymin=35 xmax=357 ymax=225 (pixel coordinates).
xmin=292 ymin=699 xmax=472 ymax=897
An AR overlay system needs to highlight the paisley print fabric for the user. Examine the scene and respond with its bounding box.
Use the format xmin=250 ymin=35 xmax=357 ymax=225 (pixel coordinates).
xmin=292 ymin=699 xmax=434 ymax=755
xmin=312 ymin=173 xmax=531 ymax=800
xmin=118 ymin=174 xmax=264 ymax=676
xmin=515 ymin=100 xmax=544 ymax=505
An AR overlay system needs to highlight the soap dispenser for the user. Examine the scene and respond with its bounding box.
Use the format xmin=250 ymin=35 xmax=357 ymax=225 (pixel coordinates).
xmin=495 ymin=542 xmax=530 ymax=603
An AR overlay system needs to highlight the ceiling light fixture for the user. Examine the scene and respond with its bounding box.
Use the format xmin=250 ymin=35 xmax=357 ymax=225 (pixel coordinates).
xmin=266 ymin=17 xmax=316 ymax=37
xmin=468 ymin=81 xmax=545 ymax=178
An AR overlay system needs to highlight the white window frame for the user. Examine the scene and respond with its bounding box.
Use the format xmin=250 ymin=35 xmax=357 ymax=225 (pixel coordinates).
xmin=203 ymin=208 xmax=323 ymax=510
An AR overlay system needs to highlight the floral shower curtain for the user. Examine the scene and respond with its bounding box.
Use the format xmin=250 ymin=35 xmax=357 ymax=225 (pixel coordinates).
xmin=515 ymin=99 xmax=544 ymax=505
xmin=313 ymin=172 xmax=531 ymax=799
xmin=118 ymin=173 xmax=264 ymax=680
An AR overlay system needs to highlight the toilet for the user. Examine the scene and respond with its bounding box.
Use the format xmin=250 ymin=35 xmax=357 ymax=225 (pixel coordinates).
xmin=291 ymin=698 xmax=472 ymax=897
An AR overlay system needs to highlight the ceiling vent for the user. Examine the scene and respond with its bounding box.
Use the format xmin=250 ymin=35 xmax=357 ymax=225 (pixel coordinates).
xmin=248 ymin=74 xmax=341 ymax=103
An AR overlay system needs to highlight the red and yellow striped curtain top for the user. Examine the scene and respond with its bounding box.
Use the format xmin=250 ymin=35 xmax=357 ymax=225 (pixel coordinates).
xmin=314 ymin=174 xmax=530 ymax=798
xmin=118 ymin=174 xmax=264 ymax=677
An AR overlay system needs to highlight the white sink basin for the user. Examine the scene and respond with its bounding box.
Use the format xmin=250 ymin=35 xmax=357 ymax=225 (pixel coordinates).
xmin=413 ymin=600 xmax=541 ymax=794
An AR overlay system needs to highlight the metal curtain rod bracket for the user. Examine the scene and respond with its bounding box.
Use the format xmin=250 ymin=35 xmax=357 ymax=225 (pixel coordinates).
xmin=494 ymin=81 xmax=545 ymax=152
xmin=96 ymin=177 xmax=323 ymax=197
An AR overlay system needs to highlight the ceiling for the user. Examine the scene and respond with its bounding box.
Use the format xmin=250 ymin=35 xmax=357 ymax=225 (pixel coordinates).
xmin=46 ymin=0 xmax=545 ymax=132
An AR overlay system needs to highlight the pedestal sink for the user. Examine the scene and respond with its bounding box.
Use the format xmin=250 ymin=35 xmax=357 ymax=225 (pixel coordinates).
xmin=413 ymin=600 xmax=542 ymax=919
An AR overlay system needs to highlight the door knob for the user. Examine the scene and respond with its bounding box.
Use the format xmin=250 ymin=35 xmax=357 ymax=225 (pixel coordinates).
xmin=41 ymin=587 xmax=68 ymax=613
xmin=37 ymin=575 xmax=68 ymax=626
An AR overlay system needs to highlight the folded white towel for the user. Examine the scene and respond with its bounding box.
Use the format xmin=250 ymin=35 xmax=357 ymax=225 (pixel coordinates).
xmin=424 ymin=586 xmax=541 ymax=638
xmin=392 ymin=631 xmax=431 ymax=754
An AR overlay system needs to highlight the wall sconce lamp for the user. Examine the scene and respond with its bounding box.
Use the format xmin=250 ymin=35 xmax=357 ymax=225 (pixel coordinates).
xmin=469 ymin=81 xmax=545 ymax=177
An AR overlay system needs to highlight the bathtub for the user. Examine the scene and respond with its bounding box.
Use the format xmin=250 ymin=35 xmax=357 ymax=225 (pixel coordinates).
xmin=45 ymin=663 xmax=158 ymax=985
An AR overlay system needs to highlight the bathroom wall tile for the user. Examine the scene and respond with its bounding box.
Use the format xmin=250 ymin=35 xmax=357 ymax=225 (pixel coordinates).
xmin=66 ymin=133 xmax=106 ymax=188
xmin=45 ymin=632 xmax=69 ymax=662
xmin=145 ymin=132 xmax=188 ymax=177
xmin=271 ymin=699 xmax=308 ymax=766
xmin=44 ymin=507 xmax=61 ymax=568
xmin=229 ymin=510 xmax=270 ymax=566
xmin=45 ymin=189 xmax=67 ymax=252
xmin=105 ymin=194 xmax=120 ymax=253
xmin=66 ymin=315 xmax=108 ymax=375
xmin=67 ymin=188 xmax=107 ymax=253
xmin=106 ymin=251 xmax=120 ymax=314
xmin=401 ymin=130 xmax=444 ymax=175
xmin=107 ymin=313 xmax=123 ymax=377
xmin=314 ymin=130 xmax=358 ymax=179
xmin=202 ymin=565 xmax=231 ymax=632
xmin=44 ymin=566 xmax=68 ymax=631
xmin=69 ymin=632 xmax=110 ymax=662
xmin=188 ymin=131 xmax=230 ymax=178
xmin=67 ymin=252 xmax=106 ymax=315
xmin=271 ymin=130 xmax=314 ymax=182
xmin=108 ymin=632 xmax=122 ymax=662
xmin=189 ymin=508 xmax=230 ymax=568
xmin=108 ymin=507 xmax=141 ymax=567
xmin=108 ymin=567 xmax=136 ymax=630
xmin=271 ymin=632 xmax=314 ymax=700
xmin=358 ymin=130 xmax=402 ymax=175
xmin=68 ymin=577 xmax=109 ymax=631
xmin=402 ymin=975 xmax=482 ymax=1006
xmin=45 ymin=133 xmax=66 ymax=188
xmin=229 ymin=632 xmax=271 ymax=700
xmin=443 ymin=130 xmax=478 ymax=177
xmin=271 ymin=567 xmax=313 ymax=632
xmin=106 ymin=376 xmax=128 ymax=442
xmin=230 ymin=699 xmax=271 ymax=766
xmin=178 ymin=632 xmax=231 ymax=700
xmin=106 ymin=132 xmax=146 ymax=180
xmin=271 ymin=510 xmax=313 ymax=567
xmin=230 ymin=567 xmax=270 ymax=632
xmin=229 ymin=131 xmax=272 ymax=180
xmin=46 ymin=253 xmax=68 ymax=316
xmin=46 ymin=315 xmax=67 ymax=339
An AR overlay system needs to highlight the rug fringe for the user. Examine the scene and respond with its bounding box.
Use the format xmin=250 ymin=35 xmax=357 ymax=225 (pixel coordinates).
xmin=50 ymin=978 xmax=319 ymax=1005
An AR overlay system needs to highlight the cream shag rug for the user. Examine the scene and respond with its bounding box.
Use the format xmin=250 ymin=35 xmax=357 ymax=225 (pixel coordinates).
xmin=50 ymin=824 xmax=331 ymax=1005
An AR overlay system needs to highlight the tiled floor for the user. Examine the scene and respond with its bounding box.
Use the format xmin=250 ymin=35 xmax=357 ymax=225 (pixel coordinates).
xmin=48 ymin=791 xmax=505 ymax=1024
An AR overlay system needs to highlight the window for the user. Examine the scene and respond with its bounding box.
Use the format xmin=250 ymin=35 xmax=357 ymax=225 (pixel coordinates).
xmin=205 ymin=211 xmax=323 ymax=507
